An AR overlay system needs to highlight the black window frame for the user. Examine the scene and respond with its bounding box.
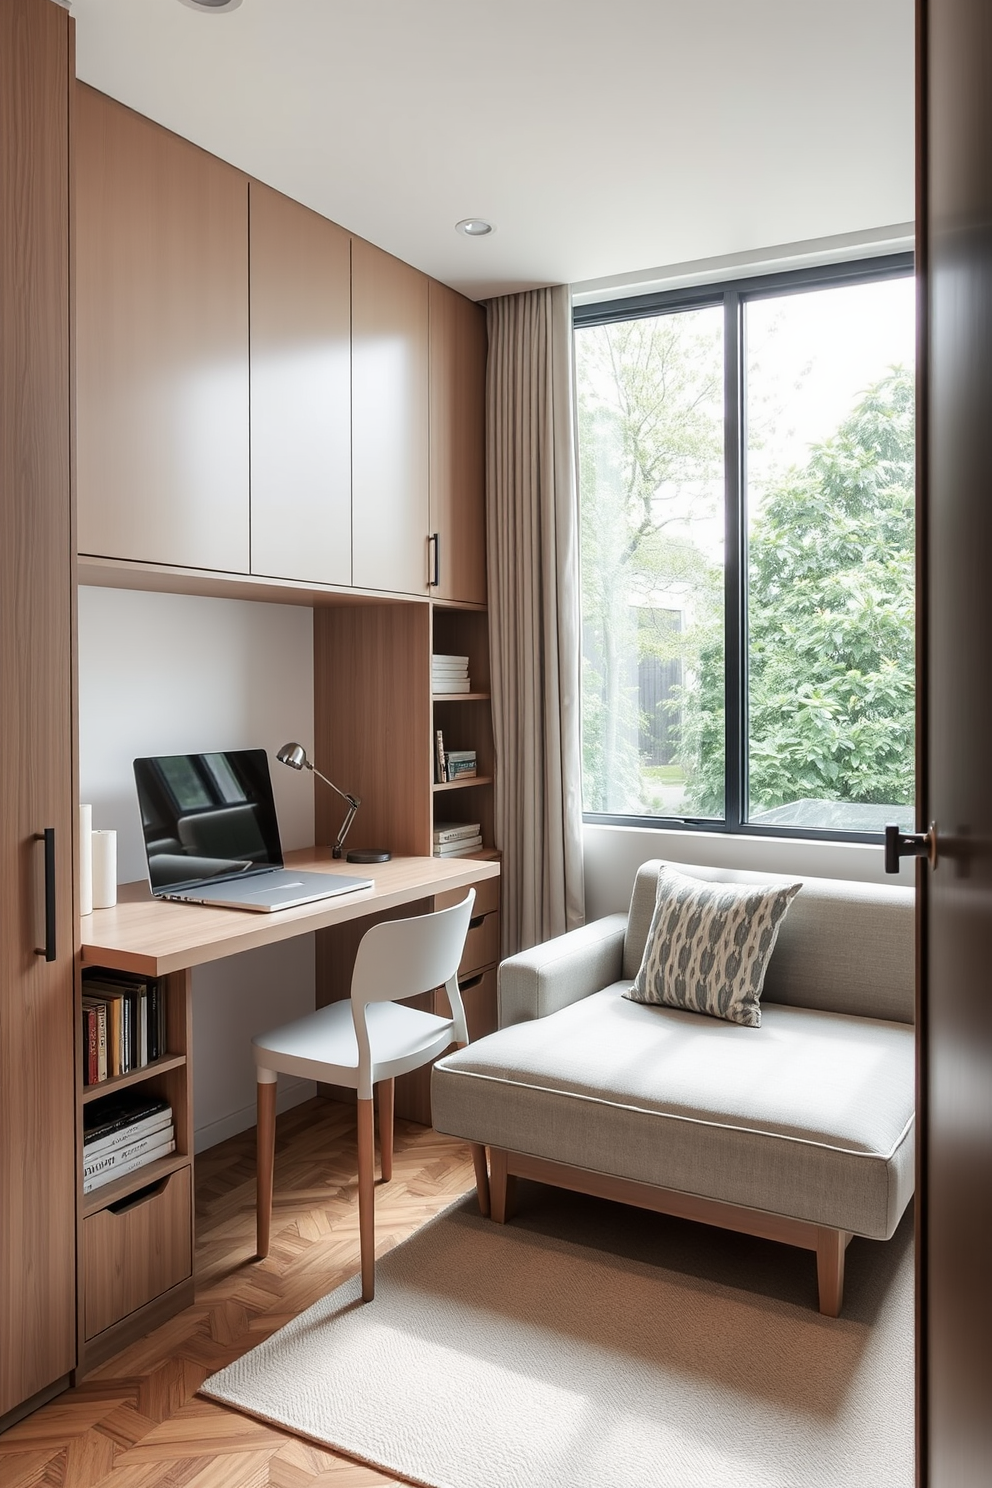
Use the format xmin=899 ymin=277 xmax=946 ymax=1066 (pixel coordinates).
xmin=574 ymin=251 xmax=916 ymax=845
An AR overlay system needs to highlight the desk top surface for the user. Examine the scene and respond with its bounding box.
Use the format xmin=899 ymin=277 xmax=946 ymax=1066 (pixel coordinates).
xmin=81 ymin=849 xmax=500 ymax=977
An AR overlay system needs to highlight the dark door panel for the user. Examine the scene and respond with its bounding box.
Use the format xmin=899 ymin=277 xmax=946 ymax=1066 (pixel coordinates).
xmin=919 ymin=1 xmax=992 ymax=1480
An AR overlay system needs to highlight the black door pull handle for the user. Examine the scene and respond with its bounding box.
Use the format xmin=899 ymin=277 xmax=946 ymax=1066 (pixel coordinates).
xmin=884 ymin=822 xmax=937 ymax=874
xmin=35 ymin=827 xmax=56 ymax=961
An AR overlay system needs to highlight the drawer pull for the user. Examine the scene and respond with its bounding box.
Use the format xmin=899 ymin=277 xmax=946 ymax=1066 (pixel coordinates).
xmin=107 ymin=1177 xmax=170 ymax=1215
xmin=468 ymin=915 xmax=484 ymax=930
xmin=460 ymin=973 xmax=484 ymax=991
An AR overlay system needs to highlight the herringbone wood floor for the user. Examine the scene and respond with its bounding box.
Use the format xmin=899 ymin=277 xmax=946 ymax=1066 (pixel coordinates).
xmin=0 ymin=1099 xmax=477 ymax=1488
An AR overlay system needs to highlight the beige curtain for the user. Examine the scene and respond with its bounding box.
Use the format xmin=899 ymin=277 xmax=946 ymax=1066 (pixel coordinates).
xmin=486 ymin=283 xmax=585 ymax=956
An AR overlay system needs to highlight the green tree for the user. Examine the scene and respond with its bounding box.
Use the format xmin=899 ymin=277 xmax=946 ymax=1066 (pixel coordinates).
xmin=577 ymin=313 xmax=723 ymax=811
xmin=682 ymin=369 xmax=915 ymax=815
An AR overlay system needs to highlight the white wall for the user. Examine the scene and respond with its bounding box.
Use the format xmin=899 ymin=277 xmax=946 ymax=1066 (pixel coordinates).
xmin=78 ymin=586 xmax=321 ymax=1151
xmin=583 ymin=822 xmax=913 ymax=920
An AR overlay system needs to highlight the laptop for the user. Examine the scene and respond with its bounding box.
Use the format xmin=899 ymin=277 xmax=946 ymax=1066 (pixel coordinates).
xmin=133 ymin=749 xmax=374 ymax=912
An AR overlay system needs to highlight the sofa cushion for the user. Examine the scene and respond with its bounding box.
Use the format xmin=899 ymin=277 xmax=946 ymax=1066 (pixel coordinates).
xmin=432 ymin=983 xmax=915 ymax=1239
xmin=626 ymin=864 xmax=801 ymax=1026
xmin=623 ymin=861 xmax=915 ymax=1025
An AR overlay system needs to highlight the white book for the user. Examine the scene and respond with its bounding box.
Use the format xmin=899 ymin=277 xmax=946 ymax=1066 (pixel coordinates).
xmin=84 ymin=1108 xmax=173 ymax=1159
xmin=83 ymin=1124 xmax=175 ymax=1181
xmin=432 ymin=680 xmax=471 ymax=694
xmin=83 ymin=1137 xmax=177 ymax=1195
xmin=445 ymin=750 xmax=477 ymax=762
xmin=432 ymin=654 xmax=469 ymax=667
xmin=434 ymin=836 xmax=483 ymax=857
xmin=433 ymin=822 xmax=481 ymax=844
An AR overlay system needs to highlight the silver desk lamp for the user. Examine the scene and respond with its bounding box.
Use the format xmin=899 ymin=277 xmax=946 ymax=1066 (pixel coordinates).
xmin=276 ymin=743 xmax=390 ymax=864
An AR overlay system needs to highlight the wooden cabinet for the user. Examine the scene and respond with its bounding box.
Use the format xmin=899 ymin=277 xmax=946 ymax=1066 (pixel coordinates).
xmin=73 ymin=92 xmax=488 ymax=604
xmin=75 ymin=84 xmax=250 ymax=573
xmin=352 ymin=238 xmax=430 ymax=595
xmin=429 ymin=281 xmax=488 ymax=605
xmin=0 ymin=0 xmax=76 ymax=1427
xmin=250 ymin=183 xmax=352 ymax=586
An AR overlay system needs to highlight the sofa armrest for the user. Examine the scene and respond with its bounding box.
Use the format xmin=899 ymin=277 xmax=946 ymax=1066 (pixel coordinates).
xmin=497 ymin=914 xmax=628 ymax=1027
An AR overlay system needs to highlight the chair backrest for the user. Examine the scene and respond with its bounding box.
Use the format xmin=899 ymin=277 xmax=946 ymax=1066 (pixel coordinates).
xmin=351 ymin=890 xmax=476 ymax=1069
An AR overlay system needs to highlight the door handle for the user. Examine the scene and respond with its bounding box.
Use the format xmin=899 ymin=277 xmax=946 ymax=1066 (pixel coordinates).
xmin=884 ymin=821 xmax=938 ymax=874
xmin=427 ymin=532 xmax=440 ymax=588
xmin=34 ymin=827 xmax=57 ymax=961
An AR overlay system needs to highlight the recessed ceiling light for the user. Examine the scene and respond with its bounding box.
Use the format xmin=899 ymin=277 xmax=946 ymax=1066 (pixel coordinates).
xmin=178 ymin=0 xmax=243 ymax=12
xmin=455 ymin=219 xmax=495 ymax=237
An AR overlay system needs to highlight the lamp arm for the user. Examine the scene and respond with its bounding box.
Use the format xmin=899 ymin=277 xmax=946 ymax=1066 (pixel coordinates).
xmin=305 ymin=762 xmax=361 ymax=859
xmin=307 ymin=761 xmax=360 ymax=811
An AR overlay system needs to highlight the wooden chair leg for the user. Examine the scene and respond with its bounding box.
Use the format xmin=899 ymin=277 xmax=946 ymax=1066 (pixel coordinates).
xmin=255 ymin=1078 xmax=277 ymax=1260
xmin=357 ymin=1097 xmax=376 ymax=1301
xmin=815 ymin=1227 xmax=850 ymax=1317
xmin=489 ymin=1147 xmax=516 ymax=1224
xmin=378 ymin=1078 xmax=394 ymax=1183
xmin=470 ymin=1143 xmax=490 ymax=1216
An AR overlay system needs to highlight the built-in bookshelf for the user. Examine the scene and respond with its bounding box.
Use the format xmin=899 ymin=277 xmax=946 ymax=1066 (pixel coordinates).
xmin=431 ymin=603 xmax=496 ymax=858
xmin=75 ymin=965 xmax=194 ymax=1372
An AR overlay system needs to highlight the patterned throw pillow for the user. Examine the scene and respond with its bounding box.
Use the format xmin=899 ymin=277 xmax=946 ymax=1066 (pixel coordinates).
xmin=624 ymin=865 xmax=802 ymax=1027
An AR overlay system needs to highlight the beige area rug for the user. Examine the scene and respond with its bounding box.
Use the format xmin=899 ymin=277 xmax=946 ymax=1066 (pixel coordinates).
xmin=202 ymin=1184 xmax=914 ymax=1488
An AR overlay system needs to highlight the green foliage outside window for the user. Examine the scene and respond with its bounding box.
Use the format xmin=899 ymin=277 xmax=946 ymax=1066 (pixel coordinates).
xmin=684 ymin=370 xmax=915 ymax=815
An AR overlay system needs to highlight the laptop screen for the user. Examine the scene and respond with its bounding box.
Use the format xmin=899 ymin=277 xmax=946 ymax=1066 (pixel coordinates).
xmin=134 ymin=749 xmax=285 ymax=895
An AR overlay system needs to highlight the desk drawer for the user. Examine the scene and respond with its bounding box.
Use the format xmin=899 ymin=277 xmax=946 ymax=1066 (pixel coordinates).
xmin=460 ymin=910 xmax=499 ymax=977
xmin=436 ymin=874 xmax=500 ymax=918
xmin=83 ymin=1167 xmax=192 ymax=1340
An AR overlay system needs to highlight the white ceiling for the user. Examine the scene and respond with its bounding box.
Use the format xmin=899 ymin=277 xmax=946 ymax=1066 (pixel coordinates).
xmin=72 ymin=0 xmax=915 ymax=302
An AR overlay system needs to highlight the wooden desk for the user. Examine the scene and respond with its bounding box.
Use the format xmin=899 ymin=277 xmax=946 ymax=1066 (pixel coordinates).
xmin=77 ymin=848 xmax=499 ymax=1374
xmin=82 ymin=849 xmax=500 ymax=975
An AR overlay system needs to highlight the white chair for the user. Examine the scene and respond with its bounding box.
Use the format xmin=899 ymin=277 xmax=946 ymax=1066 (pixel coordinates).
xmin=252 ymin=889 xmax=483 ymax=1300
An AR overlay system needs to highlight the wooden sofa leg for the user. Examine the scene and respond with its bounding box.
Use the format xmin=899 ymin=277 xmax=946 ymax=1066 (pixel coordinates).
xmin=816 ymin=1228 xmax=850 ymax=1317
xmin=489 ymin=1148 xmax=517 ymax=1224
xmin=470 ymin=1143 xmax=490 ymax=1217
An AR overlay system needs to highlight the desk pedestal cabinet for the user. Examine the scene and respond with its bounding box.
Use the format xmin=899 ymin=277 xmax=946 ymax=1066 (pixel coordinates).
xmin=78 ymin=970 xmax=195 ymax=1375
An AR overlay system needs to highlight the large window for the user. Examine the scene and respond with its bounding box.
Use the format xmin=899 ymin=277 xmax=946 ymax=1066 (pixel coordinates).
xmin=575 ymin=256 xmax=915 ymax=839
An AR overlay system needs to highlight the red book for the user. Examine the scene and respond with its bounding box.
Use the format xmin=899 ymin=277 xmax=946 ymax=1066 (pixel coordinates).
xmin=83 ymin=1005 xmax=98 ymax=1086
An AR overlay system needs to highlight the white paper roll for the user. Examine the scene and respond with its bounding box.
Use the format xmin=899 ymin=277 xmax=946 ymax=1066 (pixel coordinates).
xmin=79 ymin=804 xmax=93 ymax=917
xmin=91 ymin=829 xmax=118 ymax=910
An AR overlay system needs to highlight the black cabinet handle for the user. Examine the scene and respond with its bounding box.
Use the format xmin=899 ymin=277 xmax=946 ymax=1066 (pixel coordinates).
xmin=35 ymin=827 xmax=56 ymax=961
xmin=428 ymin=532 xmax=440 ymax=588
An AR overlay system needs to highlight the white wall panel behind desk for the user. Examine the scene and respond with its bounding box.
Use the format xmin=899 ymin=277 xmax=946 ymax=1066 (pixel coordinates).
xmin=79 ymin=586 xmax=320 ymax=1149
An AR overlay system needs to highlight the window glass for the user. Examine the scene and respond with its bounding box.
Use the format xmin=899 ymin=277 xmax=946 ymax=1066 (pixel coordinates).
xmin=744 ymin=278 xmax=916 ymax=833
xmin=576 ymin=308 xmax=725 ymax=818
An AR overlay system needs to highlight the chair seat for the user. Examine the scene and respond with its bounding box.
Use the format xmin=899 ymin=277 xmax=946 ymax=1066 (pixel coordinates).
xmin=253 ymin=998 xmax=456 ymax=1089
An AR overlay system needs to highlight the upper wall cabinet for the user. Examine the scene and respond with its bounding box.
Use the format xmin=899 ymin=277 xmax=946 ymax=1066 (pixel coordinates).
xmin=429 ymin=281 xmax=487 ymax=606
xmin=75 ymin=85 xmax=250 ymax=573
xmin=352 ymin=238 xmax=430 ymax=596
xmin=249 ymin=183 xmax=351 ymax=586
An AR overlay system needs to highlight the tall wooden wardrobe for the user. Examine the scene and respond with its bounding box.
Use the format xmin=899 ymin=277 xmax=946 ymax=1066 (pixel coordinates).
xmin=0 ymin=0 xmax=76 ymax=1427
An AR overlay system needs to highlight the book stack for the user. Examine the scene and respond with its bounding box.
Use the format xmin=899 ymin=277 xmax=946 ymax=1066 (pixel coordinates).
xmin=81 ymin=971 xmax=166 ymax=1087
xmin=432 ymin=654 xmax=470 ymax=694
xmin=444 ymin=749 xmax=477 ymax=780
xmin=82 ymin=1090 xmax=176 ymax=1195
xmin=433 ymin=821 xmax=483 ymax=857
